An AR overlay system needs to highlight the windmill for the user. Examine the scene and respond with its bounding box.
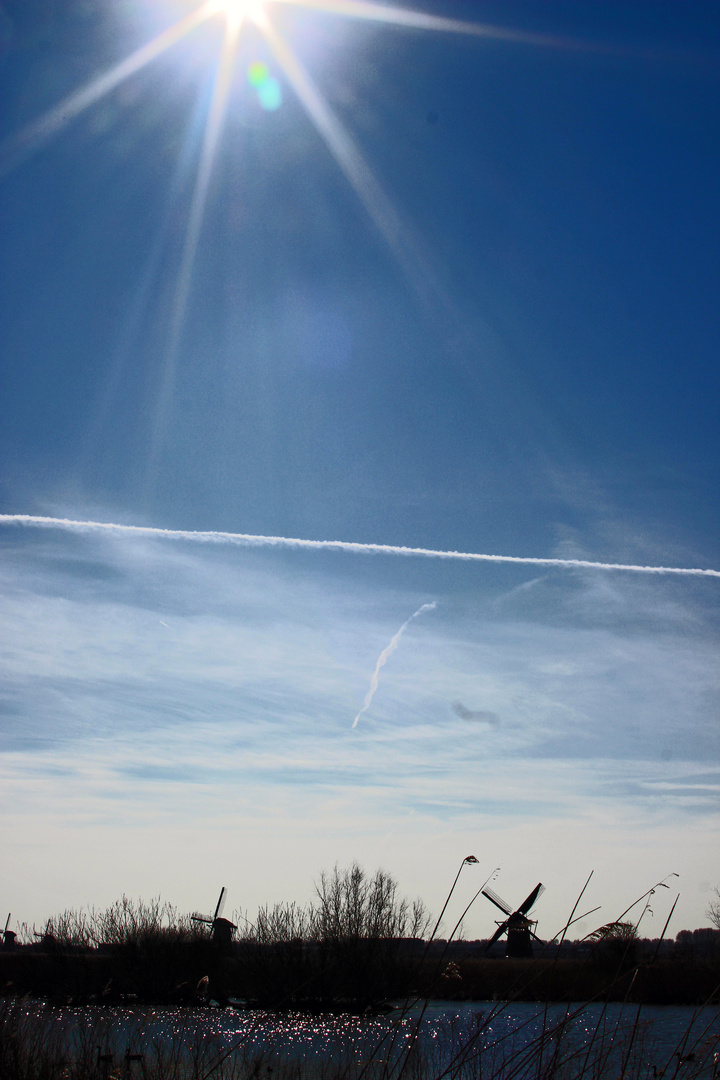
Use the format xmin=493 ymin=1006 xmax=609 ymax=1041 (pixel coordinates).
xmin=482 ymin=882 xmax=544 ymax=958
xmin=2 ymin=913 xmax=16 ymax=950
xmin=191 ymin=887 xmax=237 ymax=953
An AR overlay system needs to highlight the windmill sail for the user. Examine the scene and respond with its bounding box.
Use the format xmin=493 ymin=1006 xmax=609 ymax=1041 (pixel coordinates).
xmin=518 ymin=883 xmax=545 ymax=915
xmin=191 ymin=911 xmax=213 ymax=924
xmin=486 ymin=919 xmax=510 ymax=947
xmin=482 ymin=886 xmax=513 ymax=915
xmin=213 ymin=887 xmax=227 ymax=921
xmin=192 ymin=887 xmax=230 ymax=929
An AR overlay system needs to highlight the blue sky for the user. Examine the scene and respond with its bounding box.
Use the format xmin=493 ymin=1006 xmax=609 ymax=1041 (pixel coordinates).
xmin=1 ymin=0 xmax=719 ymax=937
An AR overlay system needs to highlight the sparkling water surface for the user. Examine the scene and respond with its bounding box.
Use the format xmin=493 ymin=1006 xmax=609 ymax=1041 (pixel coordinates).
xmin=8 ymin=1000 xmax=720 ymax=1078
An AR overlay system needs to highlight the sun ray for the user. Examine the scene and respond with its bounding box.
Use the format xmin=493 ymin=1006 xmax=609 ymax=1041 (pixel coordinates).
xmin=0 ymin=0 xmax=588 ymax=480
xmin=275 ymin=0 xmax=567 ymax=47
xmin=171 ymin=18 xmax=243 ymax=353
xmin=0 ymin=2 xmax=223 ymax=177
xmin=146 ymin=15 xmax=244 ymax=489
xmin=259 ymin=14 xmax=446 ymax=309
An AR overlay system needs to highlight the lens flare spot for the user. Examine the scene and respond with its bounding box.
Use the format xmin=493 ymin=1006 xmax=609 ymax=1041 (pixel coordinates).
xmin=248 ymin=61 xmax=269 ymax=87
xmin=248 ymin=62 xmax=282 ymax=110
xmin=257 ymin=77 xmax=282 ymax=110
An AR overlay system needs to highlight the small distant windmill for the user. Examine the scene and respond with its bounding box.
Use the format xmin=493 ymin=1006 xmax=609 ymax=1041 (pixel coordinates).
xmin=191 ymin=887 xmax=237 ymax=953
xmin=2 ymin=913 xmax=16 ymax=950
xmin=482 ymin=882 xmax=544 ymax=958
xmin=32 ymin=920 xmax=57 ymax=949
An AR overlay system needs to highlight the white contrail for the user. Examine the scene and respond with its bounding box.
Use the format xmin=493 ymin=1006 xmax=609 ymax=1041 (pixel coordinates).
xmin=352 ymin=602 xmax=437 ymax=729
xmin=0 ymin=515 xmax=719 ymax=577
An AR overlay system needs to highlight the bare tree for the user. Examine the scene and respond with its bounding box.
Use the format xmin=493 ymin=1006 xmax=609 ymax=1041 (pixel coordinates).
xmin=311 ymin=863 xmax=429 ymax=942
xmin=706 ymin=887 xmax=720 ymax=929
xmin=309 ymin=863 xmax=430 ymax=1004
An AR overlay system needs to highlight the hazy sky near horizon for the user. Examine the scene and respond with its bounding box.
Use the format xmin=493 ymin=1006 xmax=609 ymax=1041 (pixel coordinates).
xmin=1 ymin=0 xmax=719 ymax=938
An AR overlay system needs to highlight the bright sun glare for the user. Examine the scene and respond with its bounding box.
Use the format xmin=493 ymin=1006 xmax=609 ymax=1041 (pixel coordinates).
xmin=214 ymin=0 xmax=266 ymax=28
xmin=0 ymin=0 xmax=553 ymax=460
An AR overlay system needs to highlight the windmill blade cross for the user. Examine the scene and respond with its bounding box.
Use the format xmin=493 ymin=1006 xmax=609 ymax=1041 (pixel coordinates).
xmin=3 ymin=913 xmax=10 ymax=936
xmin=517 ymin=883 xmax=544 ymax=915
xmin=482 ymin=886 xmax=513 ymax=916
xmin=191 ymin=912 xmax=213 ymax=924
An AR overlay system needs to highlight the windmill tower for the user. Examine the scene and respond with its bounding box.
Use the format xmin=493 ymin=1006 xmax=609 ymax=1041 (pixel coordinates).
xmin=482 ymin=882 xmax=544 ymax=958
xmin=191 ymin=887 xmax=237 ymax=954
xmin=2 ymin=913 xmax=16 ymax=951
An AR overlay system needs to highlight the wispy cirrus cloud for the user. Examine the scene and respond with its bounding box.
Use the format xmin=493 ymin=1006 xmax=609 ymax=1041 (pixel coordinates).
xmin=2 ymin=527 xmax=716 ymax=764
xmin=1 ymin=524 xmax=718 ymax=932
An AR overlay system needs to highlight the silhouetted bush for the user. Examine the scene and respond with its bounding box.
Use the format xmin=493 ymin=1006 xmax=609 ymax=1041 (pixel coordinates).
xmin=3 ymin=870 xmax=719 ymax=1008
xmin=235 ymin=864 xmax=429 ymax=1008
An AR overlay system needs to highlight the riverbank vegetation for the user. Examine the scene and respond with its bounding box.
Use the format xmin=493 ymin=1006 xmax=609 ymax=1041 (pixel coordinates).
xmin=2 ymin=866 xmax=719 ymax=1009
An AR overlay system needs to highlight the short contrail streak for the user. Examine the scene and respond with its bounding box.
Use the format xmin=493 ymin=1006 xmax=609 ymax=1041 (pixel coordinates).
xmin=0 ymin=516 xmax=718 ymax=577
xmin=353 ymin=602 xmax=437 ymax=729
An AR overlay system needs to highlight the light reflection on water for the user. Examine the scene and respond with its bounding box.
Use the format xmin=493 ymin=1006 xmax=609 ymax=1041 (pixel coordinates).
xmin=9 ymin=1000 xmax=720 ymax=1078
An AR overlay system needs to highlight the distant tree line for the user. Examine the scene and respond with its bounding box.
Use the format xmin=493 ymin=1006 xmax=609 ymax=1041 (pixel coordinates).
xmin=2 ymin=867 xmax=719 ymax=1008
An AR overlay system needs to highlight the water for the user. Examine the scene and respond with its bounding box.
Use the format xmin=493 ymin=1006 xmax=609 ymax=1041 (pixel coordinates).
xmin=4 ymin=999 xmax=719 ymax=1079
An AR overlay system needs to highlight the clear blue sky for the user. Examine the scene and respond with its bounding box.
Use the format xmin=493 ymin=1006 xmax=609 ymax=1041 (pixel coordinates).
xmin=1 ymin=0 xmax=718 ymax=937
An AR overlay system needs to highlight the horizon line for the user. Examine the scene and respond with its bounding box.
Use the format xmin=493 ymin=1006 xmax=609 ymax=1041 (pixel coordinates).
xmin=0 ymin=514 xmax=718 ymax=577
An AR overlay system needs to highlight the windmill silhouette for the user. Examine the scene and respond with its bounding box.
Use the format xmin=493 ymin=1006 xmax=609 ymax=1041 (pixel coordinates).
xmin=191 ymin=887 xmax=237 ymax=953
xmin=482 ymin=882 xmax=544 ymax=958
xmin=2 ymin=913 xmax=16 ymax=950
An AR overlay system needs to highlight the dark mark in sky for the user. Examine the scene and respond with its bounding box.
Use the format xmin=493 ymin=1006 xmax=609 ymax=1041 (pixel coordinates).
xmin=452 ymin=701 xmax=500 ymax=726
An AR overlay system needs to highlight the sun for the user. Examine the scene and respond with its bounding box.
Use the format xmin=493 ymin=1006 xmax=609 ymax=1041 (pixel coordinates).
xmin=0 ymin=0 xmax=506 ymax=409
xmin=211 ymin=0 xmax=267 ymax=29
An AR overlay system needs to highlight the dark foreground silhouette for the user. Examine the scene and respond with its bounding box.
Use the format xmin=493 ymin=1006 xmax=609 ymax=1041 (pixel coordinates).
xmin=2 ymin=870 xmax=719 ymax=1008
xmin=1 ymin=937 xmax=719 ymax=1009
